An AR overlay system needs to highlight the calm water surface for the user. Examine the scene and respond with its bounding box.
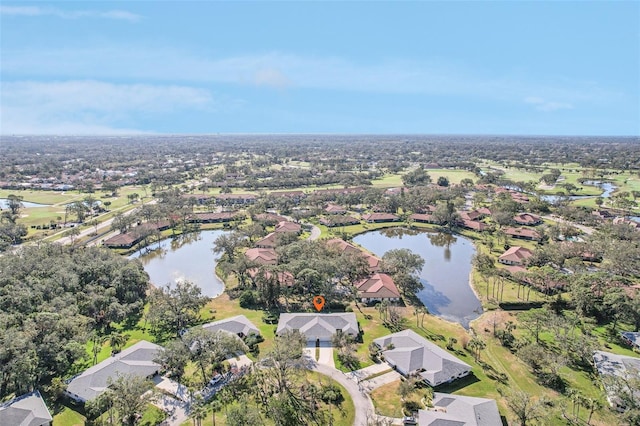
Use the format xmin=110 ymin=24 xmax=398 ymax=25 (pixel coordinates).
xmin=354 ymin=228 xmax=482 ymax=328
xmin=130 ymin=230 xmax=226 ymax=298
xmin=0 ymin=198 xmax=50 ymax=208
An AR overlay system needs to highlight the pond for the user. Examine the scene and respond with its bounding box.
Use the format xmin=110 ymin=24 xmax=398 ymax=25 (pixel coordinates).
xmin=130 ymin=230 xmax=227 ymax=298
xmin=353 ymin=228 xmax=482 ymax=328
xmin=540 ymin=180 xmax=617 ymax=203
xmin=0 ymin=198 xmax=50 ymax=208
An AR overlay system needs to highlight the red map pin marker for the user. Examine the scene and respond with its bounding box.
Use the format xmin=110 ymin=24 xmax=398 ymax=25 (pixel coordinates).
xmin=313 ymin=295 xmax=325 ymax=312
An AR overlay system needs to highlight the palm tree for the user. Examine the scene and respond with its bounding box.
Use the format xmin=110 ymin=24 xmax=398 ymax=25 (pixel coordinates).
xmin=189 ymin=395 xmax=207 ymax=426
xmin=108 ymin=332 xmax=130 ymax=354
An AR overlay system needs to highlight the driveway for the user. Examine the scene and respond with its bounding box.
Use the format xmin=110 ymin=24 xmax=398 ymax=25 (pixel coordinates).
xmin=307 ymin=360 xmax=376 ymax=426
xmin=347 ymin=362 xmax=392 ymax=383
xmin=360 ymin=370 xmax=402 ymax=392
xmin=317 ymin=341 xmax=335 ymax=368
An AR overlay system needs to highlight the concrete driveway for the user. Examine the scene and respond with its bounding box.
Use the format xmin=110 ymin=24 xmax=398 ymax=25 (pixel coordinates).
xmin=317 ymin=341 xmax=335 ymax=368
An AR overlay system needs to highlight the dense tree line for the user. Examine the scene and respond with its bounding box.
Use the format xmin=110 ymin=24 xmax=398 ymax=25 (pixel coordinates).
xmin=0 ymin=244 xmax=149 ymax=398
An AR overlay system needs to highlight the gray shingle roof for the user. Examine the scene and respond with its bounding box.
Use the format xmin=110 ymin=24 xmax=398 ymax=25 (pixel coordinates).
xmin=276 ymin=313 xmax=358 ymax=341
xmin=202 ymin=315 xmax=260 ymax=337
xmin=621 ymin=331 xmax=640 ymax=349
xmin=418 ymin=393 xmax=502 ymax=426
xmin=374 ymin=329 xmax=471 ymax=386
xmin=65 ymin=340 xmax=162 ymax=402
xmin=0 ymin=390 xmax=53 ymax=426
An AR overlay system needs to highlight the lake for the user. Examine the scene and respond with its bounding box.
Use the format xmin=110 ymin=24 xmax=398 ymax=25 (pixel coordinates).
xmin=0 ymin=198 xmax=50 ymax=208
xmin=130 ymin=230 xmax=226 ymax=298
xmin=353 ymin=228 xmax=482 ymax=328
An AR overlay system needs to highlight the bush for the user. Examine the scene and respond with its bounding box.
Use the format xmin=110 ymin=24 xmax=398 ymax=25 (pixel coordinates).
xmin=239 ymin=290 xmax=257 ymax=308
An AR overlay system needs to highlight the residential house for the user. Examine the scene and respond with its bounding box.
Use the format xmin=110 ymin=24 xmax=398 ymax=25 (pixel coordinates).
xmin=65 ymin=340 xmax=162 ymax=403
xmin=189 ymin=212 xmax=236 ymax=223
xmin=324 ymin=204 xmax=347 ymax=215
xmin=460 ymin=219 xmax=487 ymax=232
xmin=245 ymin=247 xmax=277 ymax=265
xmin=103 ymin=232 xmax=139 ymax=249
xmin=498 ymin=246 xmax=533 ymax=266
xmin=254 ymin=213 xmax=288 ymax=224
xmin=215 ymin=193 xmax=257 ymax=205
xmin=276 ymin=313 xmax=359 ymax=344
xmin=374 ymin=329 xmax=471 ymax=387
xmin=255 ymin=232 xmax=279 ymax=249
xmin=275 ymin=221 xmax=302 ymax=234
xmin=247 ymin=268 xmax=295 ymax=287
xmin=325 ymin=238 xmax=381 ymax=272
xmin=0 ymin=390 xmax=53 ymax=426
xmin=362 ymin=213 xmax=400 ymax=223
xmin=410 ymin=213 xmax=439 ymax=224
xmin=202 ymin=315 xmax=260 ymax=338
xmin=355 ymin=273 xmax=401 ymax=303
xmin=513 ymin=213 xmax=542 ymax=226
xmin=319 ymin=215 xmax=360 ymax=227
xmin=417 ymin=393 xmax=502 ymax=426
xmin=593 ymin=350 xmax=640 ymax=411
xmin=504 ymin=227 xmax=541 ymax=241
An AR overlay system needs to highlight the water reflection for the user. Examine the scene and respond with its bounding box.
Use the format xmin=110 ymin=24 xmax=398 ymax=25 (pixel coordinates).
xmin=354 ymin=229 xmax=482 ymax=328
xmin=130 ymin=230 xmax=227 ymax=298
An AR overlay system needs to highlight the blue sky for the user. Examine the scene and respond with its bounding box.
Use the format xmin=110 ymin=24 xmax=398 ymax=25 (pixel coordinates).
xmin=1 ymin=1 xmax=638 ymax=135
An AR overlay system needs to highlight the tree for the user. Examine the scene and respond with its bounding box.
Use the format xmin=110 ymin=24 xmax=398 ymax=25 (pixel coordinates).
xmin=212 ymin=231 xmax=246 ymax=263
xmin=189 ymin=394 xmax=208 ymax=426
xmin=183 ymin=328 xmax=248 ymax=385
xmin=397 ymin=377 xmax=417 ymax=401
xmin=147 ymin=281 xmax=210 ymax=339
xmin=402 ymin=167 xmax=431 ymax=187
xmin=504 ymin=389 xmax=547 ymax=426
xmin=108 ymin=332 xmax=130 ymax=354
xmin=107 ymin=373 xmax=156 ymax=426
xmin=381 ymin=249 xmax=425 ymax=295
xmin=436 ymin=176 xmax=449 ymax=187
xmin=154 ymin=338 xmax=191 ymax=384
xmin=519 ymin=308 xmax=550 ymax=345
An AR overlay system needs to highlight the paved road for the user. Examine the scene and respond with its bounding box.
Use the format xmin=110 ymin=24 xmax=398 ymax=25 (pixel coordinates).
xmin=542 ymin=214 xmax=595 ymax=235
xmin=306 ymin=223 xmax=322 ymax=241
xmin=306 ymin=357 xmax=376 ymax=426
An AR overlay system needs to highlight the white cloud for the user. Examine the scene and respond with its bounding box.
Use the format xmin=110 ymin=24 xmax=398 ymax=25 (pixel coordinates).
xmin=1 ymin=46 xmax=618 ymax=110
xmin=524 ymin=96 xmax=574 ymax=112
xmin=0 ymin=80 xmax=213 ymax=135
xmin=0 ymin=5 xmax=141 ymax=22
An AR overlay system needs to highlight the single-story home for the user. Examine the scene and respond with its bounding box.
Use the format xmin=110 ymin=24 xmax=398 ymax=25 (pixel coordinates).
xmin=374 ymin=329 xmax=471 ymax=387
xmin=0 ymin=390 xmax=53 ymax=426
xmin=513 ymin=213 xmax=542 ymax=226
xmin=593 ymin=350 xmax=640 ymax=411
xmin=505 ymin=227 xmax=541 ymax=241
xmin=319 ymin=215 xmax=360 ymax=227
xmin=460 ymin=219 xmax=488 ymax=232
xmin=355 ymin=273 xmax=401 ymax=303
xmin=276 ymin=313 xmax=359 ymax=344
xmin=362 ymin=213 xmax=400 ymax=223
xmin=255 ymin=232 xmax=278 ymax=248
xmin=215 ymin=193 xmax=257 ymax=205
xmin=325 ymin=238 xmax=381 ymax=272
xmin=245 ymin=247 xmax=277 ymax=265
xmin=65 ymin=340 xmax=162 ymax=403
xmin=410 ymin=213 xmax=439 ymax=224
xmin=417 ymin=393 xmax=502 ymax=426
xmin=498 ymin=246 xmax=533 ymax=266
xmin=275 ymin=221 xmax=302 ymax=234
xmin=202 ymin=315 xmax=260 ymax=338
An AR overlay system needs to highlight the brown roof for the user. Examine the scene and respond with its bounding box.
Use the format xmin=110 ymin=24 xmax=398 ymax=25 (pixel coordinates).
xmin=461 ymin=219 xmax=487 ymax=231
xmin=255 ymin=232 xmax=278 ymax=248
xmin=245 ymin=248 xmax=277 ymax=265
xmin=498 ymin=246 xmax=533 ymax=265
xmin=362 ymin=213 xmax=400 ymax=222
xmin=325 ymin=204 xmax=347 ymax=214
xmin=356 ymin=273 xmax=401 ymax=299
xmin=247 ymin=268 xmax=294 ymax=287
xmin=275 ymin=221 xmax=301 ymax=233
xmin=410 ymin=213 xmax=437 ymax=223
xmin=513 ymin=213 xmax=541 ymax=225
xmin=505 ymin=227 xmax=541 ymax=240
xmin=103 ymin=232 xmax=138 ymax=248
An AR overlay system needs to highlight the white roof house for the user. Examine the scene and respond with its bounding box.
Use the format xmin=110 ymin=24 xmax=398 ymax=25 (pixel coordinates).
xmin=202 ymin=315 xmax=260 ymax=338
xmin=374 ymin=329 xmax=471 ymax=386
xmin=0 ymin=390 xmax=53 ymax=426
xmin=276 ymin=313 xmax=359 ymax=343
xmin=621 ymin=331 xmax=640 ymax=350
xmin=65 ymin=340 xmax=162 ymax=403
xmin=418 ymin=393 xmax=502 ymax=426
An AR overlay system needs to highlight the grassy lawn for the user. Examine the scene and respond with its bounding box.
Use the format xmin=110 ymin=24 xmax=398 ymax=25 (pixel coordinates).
xmin=426 ymin=169 xmax=478 ymax=185
xmin=370 ymin=173 xmax=404 ymax=187
xmin=52 ymin=405 xmax=86 ymax=426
